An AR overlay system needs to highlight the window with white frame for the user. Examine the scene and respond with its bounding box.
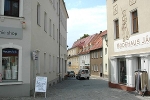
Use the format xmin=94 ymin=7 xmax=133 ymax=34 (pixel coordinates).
xmin=97 ymin=52 xmax=98 ymax=58
xmin=49 ymin=19 xmax=52 ymax=36
xmin=49 ymin=55 xmax=51 ymax=72
xmin=105 ymin=64 xmax=107 ymax=72
xmin=92 ymin=65 xmax=94 ymax=71
xmin=44 ymin=53 xmax=46 ymax=73
xmin=94 ymin=65 xmax=96 ymax=71
xmin=53 ymin=56 xmax=55 ymax=72
xmin=57 ymin=29 xmax=58 ymax=43
xmin=53 ymin=0 xmax=55 ymax=9
xmin=53 ymin=24 xmax=55 ymax=39
xmin=57 ymin=2 xmax=59 ymax=15
xmin=4 ymin=0 xmax=19 ymax=17
xmin=105 ymin=48 xmax=107 ymax=55
xmin=57 ymin=57 xmax=59 ymax=73
xmin=37 ymin=3 xmax=41 ymax=25
xmin=97 ymin=65 xmax=99 ymax=71
xmin=94 ymin=52 xmax=95 ymax=58
xmin=44 ymin=12 xmax=47 ymax=32
xmin=100 ymin=50 xmax=102 ymax=58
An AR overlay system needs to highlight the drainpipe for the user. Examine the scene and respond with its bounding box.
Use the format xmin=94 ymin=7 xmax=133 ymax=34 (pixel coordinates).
xmin=59 ymin=0 xmax=61 ymax=82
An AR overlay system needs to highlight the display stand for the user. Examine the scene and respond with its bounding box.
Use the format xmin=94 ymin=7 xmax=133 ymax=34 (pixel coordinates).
xmin=34 ymin=76 xmax=47 ymax=98
xmin=134 ymin=70 xmax=148 ymax=97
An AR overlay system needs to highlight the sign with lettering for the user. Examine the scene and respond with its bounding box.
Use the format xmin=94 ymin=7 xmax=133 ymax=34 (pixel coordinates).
xmin=35 ymin=76 xmax=47 ymax=92
xmin=0 ymin=26 xmax=23 ymax=39
xmin=114 ymin=31 xmax=150 ymax=52
xmin=2 ymin=48 xmax=18 ymax=54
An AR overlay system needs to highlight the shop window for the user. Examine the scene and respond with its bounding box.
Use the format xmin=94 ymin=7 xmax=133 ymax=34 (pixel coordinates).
xmin=4 ymin=0 xmax=19 ymax=17
xmin=2 ymin=48 xmax=18 ymax=81
xmin=118 ymin=58 xmax=126 ymax=84
xmin=132 ymin=10 xmax=138 ymax=33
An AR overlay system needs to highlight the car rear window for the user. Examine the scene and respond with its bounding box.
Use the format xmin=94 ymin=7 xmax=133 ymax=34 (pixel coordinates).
xmin=85 ymin=70 xmax=88 ymax=74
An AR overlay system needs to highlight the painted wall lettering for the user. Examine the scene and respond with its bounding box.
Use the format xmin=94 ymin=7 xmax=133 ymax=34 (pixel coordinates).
xmin=114 ymin=32 xmax=150 ymax=52
xmin=0 ymin=26 xmax=23 ymax=39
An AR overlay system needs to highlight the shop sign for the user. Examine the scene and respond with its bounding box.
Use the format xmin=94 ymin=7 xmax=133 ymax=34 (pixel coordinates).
xmin=114 ymin=31 xmax=150 ymax=52
xmin=32 ymin=51 xmax=38 ymax=60
xmin=34 ymin=76 xmax=47 ymax=98
xmin=0 ymin=26 xmax=23 ymax=39
xmin=2 ymin=48 xmax=18 ymax=54
xmin=35 ymin=76 xmax=47 ymax=92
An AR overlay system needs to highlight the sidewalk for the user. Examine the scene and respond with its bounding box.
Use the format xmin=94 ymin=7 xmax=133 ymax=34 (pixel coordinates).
xmin=90 ymin=75 xmax=108 ymax=81
xmin=91 ymin=75 xmax=150 ymax=100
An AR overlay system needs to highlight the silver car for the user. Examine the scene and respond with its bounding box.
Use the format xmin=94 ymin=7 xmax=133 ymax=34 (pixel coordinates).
xmin=76 ymin=69 xmax=90 ymax=80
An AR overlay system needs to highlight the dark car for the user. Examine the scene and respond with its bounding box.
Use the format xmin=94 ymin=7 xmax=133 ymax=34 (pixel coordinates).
xmin=67 ymin=71 xmax=75 ymax=77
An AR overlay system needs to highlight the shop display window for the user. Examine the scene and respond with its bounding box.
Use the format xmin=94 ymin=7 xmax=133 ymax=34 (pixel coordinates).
xmin=118 ymin=58 xmax=127 ymax=84
xmin=2 ymin=48 xmax=18 ymax=81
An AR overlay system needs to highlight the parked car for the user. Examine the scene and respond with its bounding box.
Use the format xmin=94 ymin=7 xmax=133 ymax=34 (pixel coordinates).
xmin=76 ymin=69 xmax=90 ymax=80
xmin=67 ymin=71 xmax=75 ymax=77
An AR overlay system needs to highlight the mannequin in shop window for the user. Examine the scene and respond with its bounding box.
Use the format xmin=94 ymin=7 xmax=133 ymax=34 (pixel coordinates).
xmin=120 ymin=66 xmax=126 ymax=83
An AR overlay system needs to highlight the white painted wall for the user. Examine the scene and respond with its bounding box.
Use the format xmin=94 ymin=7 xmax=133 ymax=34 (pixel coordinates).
xmin=0 ymin=0 xmax=68 ymax=97
xmin=79 ymin=54 xmax=90 ymax=69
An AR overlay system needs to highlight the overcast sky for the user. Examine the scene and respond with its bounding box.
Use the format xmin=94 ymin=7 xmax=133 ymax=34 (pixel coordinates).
xmin=64 ymin=0 xmax=107 ymax=48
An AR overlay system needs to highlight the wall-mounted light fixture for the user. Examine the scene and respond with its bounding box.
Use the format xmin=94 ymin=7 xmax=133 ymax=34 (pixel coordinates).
xmin=22 ymin=21 xmax=26 ymax=29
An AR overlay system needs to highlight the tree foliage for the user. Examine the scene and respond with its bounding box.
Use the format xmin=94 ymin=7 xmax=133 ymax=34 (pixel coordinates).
xmin=79 ymin=34 xmax=89 ymax=39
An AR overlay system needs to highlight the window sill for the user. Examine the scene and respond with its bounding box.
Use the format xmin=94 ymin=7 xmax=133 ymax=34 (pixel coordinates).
xmin=0 ymin=15 xmax=24 ymax=20
xmin=0 ymin=81 xmax=23 ymax=85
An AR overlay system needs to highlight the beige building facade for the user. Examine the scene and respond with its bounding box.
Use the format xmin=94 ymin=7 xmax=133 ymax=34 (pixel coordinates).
xmin=67 ymin=47 xmax=81 ymax=74
xmin=0 ymin=0 xmax=68 ymax=97
xmin=107 ymin=0 xmax=150 ymax=93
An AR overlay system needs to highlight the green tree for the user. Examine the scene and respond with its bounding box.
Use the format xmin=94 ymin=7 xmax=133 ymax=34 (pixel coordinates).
xmin=80 ymin=34 xmax=89 ymax=39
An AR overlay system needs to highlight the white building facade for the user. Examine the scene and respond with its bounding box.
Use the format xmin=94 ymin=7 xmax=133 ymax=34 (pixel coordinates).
xmin=0 ymin=0 xmax=68 ymax=97
xmin=79 ymin=54 xmax=90 ymax=70
xmin=107 ymin=0 xmax=150 ymax=93
xmin=102 ymin=33 xmax=108 ymax=78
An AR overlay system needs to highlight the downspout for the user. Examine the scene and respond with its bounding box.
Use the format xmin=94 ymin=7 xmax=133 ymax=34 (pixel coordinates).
xmin=59 ymin=0 xmax=61 ymax=82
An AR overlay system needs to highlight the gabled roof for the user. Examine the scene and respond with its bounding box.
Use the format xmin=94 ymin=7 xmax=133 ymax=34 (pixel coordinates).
xmin=90 ymin=30 xmax=107 ymax=51
xmin=70 ymin=30 xmax=107 ymax=54
xmin=79 ymin=34 xmax=98 ymax=55
xmin=72 ymin=37 xmax=87 ymax=49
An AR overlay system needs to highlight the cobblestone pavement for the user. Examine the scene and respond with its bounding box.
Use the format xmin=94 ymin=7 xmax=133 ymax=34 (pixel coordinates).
xmin=1 ymin=75 xmax=150 ymax=100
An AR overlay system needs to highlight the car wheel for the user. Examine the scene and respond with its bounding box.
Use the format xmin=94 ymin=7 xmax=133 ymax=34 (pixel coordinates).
xmin=87 ymin=77 xmax=89 ymax=80
xmin=79 ymin=76 xmax=81 ymax=80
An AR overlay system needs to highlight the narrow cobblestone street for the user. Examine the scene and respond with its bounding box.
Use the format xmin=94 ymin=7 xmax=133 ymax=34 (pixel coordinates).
xmin=1 ymin=76 xmax=150 ymax=100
